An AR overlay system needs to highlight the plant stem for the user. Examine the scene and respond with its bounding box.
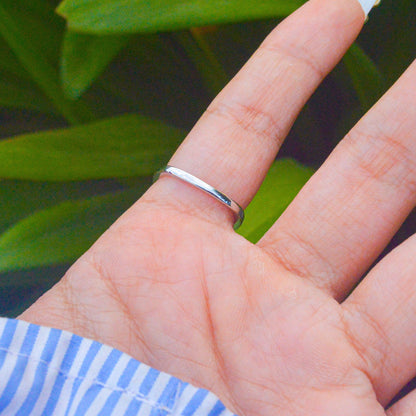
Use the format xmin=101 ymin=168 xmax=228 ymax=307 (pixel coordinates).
xmin=174 ymin=28 xmax=229 ymax=98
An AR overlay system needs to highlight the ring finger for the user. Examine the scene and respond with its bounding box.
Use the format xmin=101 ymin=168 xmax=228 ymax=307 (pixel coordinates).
xmin=148 ymin=0 xmax=367 ymax=227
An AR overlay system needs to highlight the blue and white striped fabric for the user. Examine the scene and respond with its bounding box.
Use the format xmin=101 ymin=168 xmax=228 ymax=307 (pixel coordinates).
xmin=0 ymin=318 xmax=237 ymax=415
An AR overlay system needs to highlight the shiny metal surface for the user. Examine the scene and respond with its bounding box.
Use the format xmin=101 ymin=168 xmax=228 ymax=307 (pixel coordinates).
xmin=154 ymin=165 xmax=245 ymax=230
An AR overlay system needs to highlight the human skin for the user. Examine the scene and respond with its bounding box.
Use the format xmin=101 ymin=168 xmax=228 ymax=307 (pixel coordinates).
xmin=19 ymin=0 xmax=416 ymax=414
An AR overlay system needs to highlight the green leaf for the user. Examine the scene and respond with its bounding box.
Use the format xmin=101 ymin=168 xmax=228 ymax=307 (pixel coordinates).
xmin=238 ymin=159 xmax=313 ymax=243
xmin=57 ymin=0 xmax=305 ymax=34
xmin=343 ymin=43 xmax=386 ymax=111
xmin=0 ymin=39 xmax=33 ymax=82
xmin=0 ymin=0 xmax=64 ymax=68
xmin=0 ymin=188 xmax=143 ymax=273
xmin=0 ymin=72 xmax=57 ymax=114
xmin=366 ymin=0 xmax=416 ymax=83
xmin=0 ymin=179 xmax=125 ymax=235
xmin=0 ymin=114 xmax=185 ymax=181
xmin=0 ymin=34 xmax=58 ymax=114
xmin=95 ymin=33 xmax=212 ymax=126
xmin=172 ymin=29 xmax=229 ymax=98
xmin=61 ymin=31 xmax=130 ymax=99
xmin=0 ymin=1 xmax=95 ymax=123
xmin=191 ymin=20 xmax=278 ymax=78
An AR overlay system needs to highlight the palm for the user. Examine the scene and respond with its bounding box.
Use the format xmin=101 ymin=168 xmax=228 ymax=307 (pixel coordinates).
xmin=21 ymin=198 xmax=383 ymax=416
xmin=19 ymin=0 xmax=416 ymax=414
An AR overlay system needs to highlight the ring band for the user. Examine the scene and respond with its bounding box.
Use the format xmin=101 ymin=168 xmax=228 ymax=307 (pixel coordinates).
xmin=153 ymin=165 xmax=245 ymax=230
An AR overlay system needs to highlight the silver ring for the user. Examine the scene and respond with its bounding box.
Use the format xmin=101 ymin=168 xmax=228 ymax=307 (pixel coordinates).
xmin=153 ymin=165 xmax=245 ymax=230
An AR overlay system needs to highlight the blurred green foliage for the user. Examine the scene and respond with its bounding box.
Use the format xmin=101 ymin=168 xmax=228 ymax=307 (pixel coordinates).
xmin=0 ymin=0 xmax=415 ymax=315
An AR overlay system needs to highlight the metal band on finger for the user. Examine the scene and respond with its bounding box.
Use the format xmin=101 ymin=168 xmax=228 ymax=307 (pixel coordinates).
xmin=153 ymin=165 xmax=245 ymax=230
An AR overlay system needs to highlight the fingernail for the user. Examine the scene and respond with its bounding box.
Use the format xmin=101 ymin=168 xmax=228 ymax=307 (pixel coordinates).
xmin=358 ymin=0 xmax=381 ymax=16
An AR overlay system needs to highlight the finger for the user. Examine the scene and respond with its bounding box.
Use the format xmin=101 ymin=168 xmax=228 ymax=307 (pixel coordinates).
xmin=259 ymin=59 xmax=416 ymax=299
xmin=148 ymin=0 xmax=366 ymax=228
xmin=387 ymin=389 xmax=416 ymax=416
xmin=342 ymin=233 xmax=416 ymax=406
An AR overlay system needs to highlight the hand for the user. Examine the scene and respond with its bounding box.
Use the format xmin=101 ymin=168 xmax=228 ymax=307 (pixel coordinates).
xmin=19 ymin=0 xmax=416 ymax=415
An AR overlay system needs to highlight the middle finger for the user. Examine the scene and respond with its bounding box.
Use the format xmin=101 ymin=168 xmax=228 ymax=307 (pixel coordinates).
xmin=259 ymin=59 xmax=416 ymax=300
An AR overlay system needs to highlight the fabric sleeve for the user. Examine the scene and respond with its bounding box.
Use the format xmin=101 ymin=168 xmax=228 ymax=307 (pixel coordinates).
xmin=0 ymin=317 xmax=237 ymax=416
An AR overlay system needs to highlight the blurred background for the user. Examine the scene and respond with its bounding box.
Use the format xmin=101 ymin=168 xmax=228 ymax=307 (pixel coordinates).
xmin=0 ymin=3 xmax=415 ymax=401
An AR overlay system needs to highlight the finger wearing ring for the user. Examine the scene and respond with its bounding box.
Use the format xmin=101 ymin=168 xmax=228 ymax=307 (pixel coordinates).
xmin=153 ymin=166 xmax=245 ymax=230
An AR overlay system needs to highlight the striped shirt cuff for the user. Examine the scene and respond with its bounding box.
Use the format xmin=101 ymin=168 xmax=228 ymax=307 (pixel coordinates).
xmin=0 ymin=318 xmax=237 ymax=416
